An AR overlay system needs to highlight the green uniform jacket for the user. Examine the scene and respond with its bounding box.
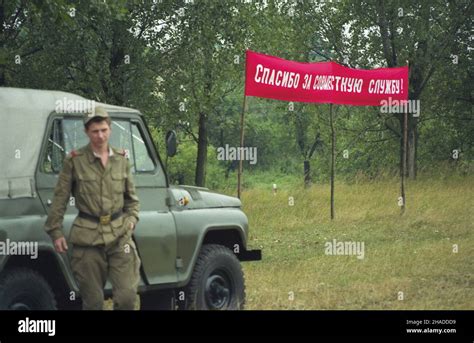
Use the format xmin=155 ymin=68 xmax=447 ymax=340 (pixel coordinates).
xmin=45 ymin=143 xmax=140 ymax=246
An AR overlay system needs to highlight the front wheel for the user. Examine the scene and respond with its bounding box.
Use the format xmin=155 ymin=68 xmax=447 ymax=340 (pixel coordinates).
xmin=0 ymin=268 xmax=57 ymax=310
xmin=184 ymin=244 xmax=245 ymax=310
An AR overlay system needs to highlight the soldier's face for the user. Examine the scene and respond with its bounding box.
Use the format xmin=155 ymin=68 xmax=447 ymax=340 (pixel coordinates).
xmin=85 ymin=121 xmax=111 ymax=148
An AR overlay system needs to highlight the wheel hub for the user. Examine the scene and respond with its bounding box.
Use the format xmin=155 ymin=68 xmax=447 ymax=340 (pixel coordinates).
xmin=205 ymin=272 xmax=231 ymax=309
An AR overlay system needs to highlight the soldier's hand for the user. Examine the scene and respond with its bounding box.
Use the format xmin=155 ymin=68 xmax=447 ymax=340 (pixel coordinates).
xmin=54 ymin=237 xmax=68 ymax=253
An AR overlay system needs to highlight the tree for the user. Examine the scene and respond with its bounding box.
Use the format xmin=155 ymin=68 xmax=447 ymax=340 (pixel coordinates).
xmin=324 ymin=0 xmax=473 ymax=178
xmin=150 ymin=1 xmax=255 ymax=186
xmin=2 ymin=0 xmax=158 ymax=111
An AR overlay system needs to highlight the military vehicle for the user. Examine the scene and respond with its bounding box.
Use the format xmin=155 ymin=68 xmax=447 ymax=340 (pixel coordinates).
xmin=0 ymin=87 xmax=261 ymax=310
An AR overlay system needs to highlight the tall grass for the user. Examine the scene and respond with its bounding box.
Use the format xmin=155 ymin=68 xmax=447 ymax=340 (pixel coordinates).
xmin=239 ymin=173 xmax=474 ymax=309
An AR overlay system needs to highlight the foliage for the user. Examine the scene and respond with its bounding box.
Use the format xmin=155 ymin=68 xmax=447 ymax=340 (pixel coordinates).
xmin=3 ymin=0 xmax=472 ymax=187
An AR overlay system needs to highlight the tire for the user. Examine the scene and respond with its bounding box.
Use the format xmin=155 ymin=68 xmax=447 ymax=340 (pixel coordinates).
xmin=184 ymin=244 xmax=245 ymax=310
xmin=0 ymin=268 xmax=57 ymax=310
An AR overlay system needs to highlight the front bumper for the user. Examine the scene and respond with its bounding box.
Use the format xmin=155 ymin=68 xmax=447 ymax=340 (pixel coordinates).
xmin=237 ymin=249 xmax=262 ymax=261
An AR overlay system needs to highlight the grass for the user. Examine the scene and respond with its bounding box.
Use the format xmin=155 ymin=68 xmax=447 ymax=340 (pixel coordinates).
xmin=237 ymin=173 xmax=474 ymax=309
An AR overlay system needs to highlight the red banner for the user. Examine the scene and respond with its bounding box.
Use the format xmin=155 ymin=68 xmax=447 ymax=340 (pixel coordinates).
xmin=244 ymin=50 xmax=409 ymax=106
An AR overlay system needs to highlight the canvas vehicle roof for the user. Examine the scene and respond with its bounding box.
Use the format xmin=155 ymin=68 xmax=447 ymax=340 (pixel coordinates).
xmin=0 ymin=87 xmax=141 ymax=199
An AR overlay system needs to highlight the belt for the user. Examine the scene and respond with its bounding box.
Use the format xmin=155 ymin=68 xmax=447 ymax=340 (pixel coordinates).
xmin=78 ymin=210 xmax=123 ymax=225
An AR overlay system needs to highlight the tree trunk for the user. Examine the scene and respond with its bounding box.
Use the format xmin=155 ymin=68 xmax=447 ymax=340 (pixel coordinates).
xmin=398 ymin=113 xmax=418 ymax=179
xmin=407 ymin=115 xmax=418 ymax=179
xmin=398 ymin=114 xmax=404 ymax=177
xmin=304 ymin=160 xmax=311 ymax=188
xmin=195 ymin=111 xmax=208 ymax=187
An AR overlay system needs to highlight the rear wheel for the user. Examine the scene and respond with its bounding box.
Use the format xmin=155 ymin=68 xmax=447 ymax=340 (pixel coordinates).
xmin=184 ymin=244 xmax=245 ymax=310
xmin=0 ymin=268 xmax=57 ymax=310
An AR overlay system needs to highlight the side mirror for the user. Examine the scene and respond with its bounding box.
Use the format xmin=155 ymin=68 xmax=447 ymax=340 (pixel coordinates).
xmin=165 ymin=130 xmax=177 ymax=157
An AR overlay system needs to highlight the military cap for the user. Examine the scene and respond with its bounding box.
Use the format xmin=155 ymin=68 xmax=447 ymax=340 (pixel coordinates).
xmin=84 ymin=106 xmax=109 ymax=125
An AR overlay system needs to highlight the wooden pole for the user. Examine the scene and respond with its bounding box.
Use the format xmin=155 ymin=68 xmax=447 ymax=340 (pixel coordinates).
xmin=237 ymin=96 xmax=247 ymax=199
xmin=400 ymin=60 xmax=409 ymax=214
xmin=329 ymin=104 xmax=335 ymax=220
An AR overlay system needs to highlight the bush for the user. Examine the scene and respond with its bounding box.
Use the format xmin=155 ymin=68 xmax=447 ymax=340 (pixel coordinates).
xmin=165 ymin=140 xmax=227 ymax=188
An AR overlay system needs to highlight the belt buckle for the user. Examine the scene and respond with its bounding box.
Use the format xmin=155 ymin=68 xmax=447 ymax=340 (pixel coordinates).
xmin=100 ymin=214 xmax=111 ymax=225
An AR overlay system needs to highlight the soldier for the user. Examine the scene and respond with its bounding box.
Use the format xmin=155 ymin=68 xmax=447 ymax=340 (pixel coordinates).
xmin=44 ymin=106 xmax=140 ymax=310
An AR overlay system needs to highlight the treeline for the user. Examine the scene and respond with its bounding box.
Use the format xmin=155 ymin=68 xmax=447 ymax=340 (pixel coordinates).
xmin=2 ymin=0 xmax=472 ymax=187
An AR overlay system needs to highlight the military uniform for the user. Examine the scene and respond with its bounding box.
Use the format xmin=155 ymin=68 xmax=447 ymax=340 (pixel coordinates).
xmin=45 ymin=108 xmax=140 ymax=310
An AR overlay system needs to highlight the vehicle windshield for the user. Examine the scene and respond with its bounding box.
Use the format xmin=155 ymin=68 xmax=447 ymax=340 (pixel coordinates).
xmin=43 ymin=117 xmax=158 ymax=176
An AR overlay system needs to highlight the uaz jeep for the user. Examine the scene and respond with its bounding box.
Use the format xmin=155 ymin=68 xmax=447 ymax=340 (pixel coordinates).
xmin=0 ymin=87 xmax=261 ymax=310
